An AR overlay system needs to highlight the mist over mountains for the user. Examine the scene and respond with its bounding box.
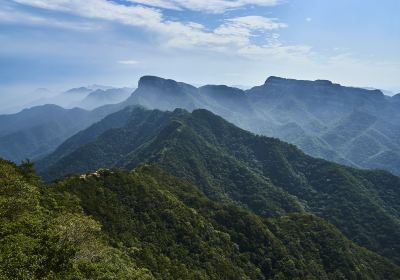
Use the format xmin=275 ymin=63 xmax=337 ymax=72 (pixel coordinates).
xmin=0 ymin=85 xmax=134 ymax=114
xmin=1 ymin=75 xmax=399 ymax=176
xmin=129 ymin=76 xmax=400 ymax=175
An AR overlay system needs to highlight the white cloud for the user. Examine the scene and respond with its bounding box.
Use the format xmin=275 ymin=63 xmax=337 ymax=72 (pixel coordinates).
xmin=227 ymin=16 xmax=287 ymax=30
xmin=12 ymin=0 xmax=163 ymax=27
xmin=127 ymin=0 xmax=281 ymax=13
xmin=118 ymin=59 xmax=139 ymax=65
xmin=306 ymin=17 xmax=312 ymax=22
xmin=238 ymin=44 xmax=312 ymax=61
xmin=0 ymin=4 xmax=100 ymax=31
xmin=128 ymin=0 xmax=181 ymax=10
xmin=10 ymin=0 xmax=308 ymax=61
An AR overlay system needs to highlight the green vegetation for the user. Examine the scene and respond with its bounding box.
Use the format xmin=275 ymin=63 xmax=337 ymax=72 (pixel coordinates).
xmin=39 ymin=107 xmax=400 ymax=265
xmin=0 ymin=159 xmax=154 ymax=279
xmin=2 ymin=158 xmax=399 ymax=279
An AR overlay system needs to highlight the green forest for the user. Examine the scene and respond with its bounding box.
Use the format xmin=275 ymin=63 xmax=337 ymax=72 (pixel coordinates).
xmin=38 ymin=107 xmax=400 ymax=265
xmin=1 ymin=159 xmax=400 ymax=279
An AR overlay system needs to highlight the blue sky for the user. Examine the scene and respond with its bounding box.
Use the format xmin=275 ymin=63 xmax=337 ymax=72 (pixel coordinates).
xmin=1 ymin=0 xmax=399 ymax=94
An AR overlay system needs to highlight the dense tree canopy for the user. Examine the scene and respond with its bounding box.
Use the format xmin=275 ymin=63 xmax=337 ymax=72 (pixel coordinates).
xmin=2 ymin=158 xmax=399 ymax=279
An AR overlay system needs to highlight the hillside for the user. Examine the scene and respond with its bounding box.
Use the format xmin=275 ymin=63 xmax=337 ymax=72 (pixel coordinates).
xmin=39 ymin=107 xmax=400 ymax=264
xmin=3 ymin=158 xmax=399 ymax=279
xmin=121 ymin=76 xmax=400 ymax=175
xmin=0 ymin=102 xmax=128 ymax=163
xmin=0 ymin=159 xmax=154 ymax=279
xmin=53 ymin=165 xmax=400 ymax=279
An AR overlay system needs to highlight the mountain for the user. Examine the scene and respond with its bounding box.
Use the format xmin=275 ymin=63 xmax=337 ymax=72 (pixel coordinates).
xmin=64 ymin=86 xmax=94 ymax=95
xmin=0 ymin=104 xmax=124 ymax=163
xmin=2 ymin=158 xmax=399 ymax=279
xmin=78 ymin=87 xmax=133 ymax=110
xmin=247 ymin=77 xmax=400 ymax=173
xmin=12 ymin=85 xmax=131 ymax=112
xmin=54 ymin=86 xmax=95 ymax=108
xmin=120 ymin=76 xmax=400 ymax=176
xmin=39 ymin=107 xmax=400 ymax=265
xmin=4 ymin=76 xmax=399 ymax=175
xmin=0 ymin=88 xmax=56 ymax=115
xmin=125 ymin=76 xmax=204 ymax=111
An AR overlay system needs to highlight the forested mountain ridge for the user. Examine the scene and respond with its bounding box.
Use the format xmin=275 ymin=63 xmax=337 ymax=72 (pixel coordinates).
xmin=122 ymin=75 xmax=400 ymax=175
xmin=2 ymin=158 xmax=400 ymax=279
xmin=39 ymin=107 xmax=400 ymax=265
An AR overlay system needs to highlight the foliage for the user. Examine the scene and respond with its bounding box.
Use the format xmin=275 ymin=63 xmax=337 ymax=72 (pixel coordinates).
xmin=0 ymin=159 xmax=154 ymax=279
xmin=52 ymin=165 xmax=400 ymax=279
xmin=2 ymin=158 xmax=400 ymax=278
xmin=39 ymin=107 xmax=400 ymax=264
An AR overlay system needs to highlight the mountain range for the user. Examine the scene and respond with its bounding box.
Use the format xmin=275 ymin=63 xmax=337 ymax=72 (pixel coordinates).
xmin=38 ymin=106 xmax=400 ymax=266
xmin=2 ymin=75 xmax=400 ymax=278
xmin=1 ymin=76 xmax=399 ymax=176
xmin=124 ymin=76 xmax=400 ymax=176
xmin=0 ymin=104 xmax=122 ymax=163
xmin=0 ymin=86 xmax=136 ymax=163
xmin=32 ymin=86 xmax=134 ymax=111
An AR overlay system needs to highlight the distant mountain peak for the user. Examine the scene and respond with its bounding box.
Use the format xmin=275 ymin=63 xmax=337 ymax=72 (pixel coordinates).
xmin=264 ymin=76 xmax=288 ymax=84
xmin=314 ymin=79 xmax=334 ymax=86
xmin=264 ymin=76 xmax=335 ymax=86
xmin=138 ymin=75 xmax=198 ymax=92
xmin=260 ymin=76 xmax=385 ymax=100
xmin=138 ymin=75 xmax=179 ymax=89
xmin=88 ymin=84 xmax=113 ymax=91
xmin=64 ymin=87 xmax=92 ymax=95
xmin=20 ymin=104 xmax=65 ymax=113
xmin=200 ymin=84 xmax=243 ymax=92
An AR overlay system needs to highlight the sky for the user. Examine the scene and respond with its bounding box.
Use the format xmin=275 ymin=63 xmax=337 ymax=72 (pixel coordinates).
xmin=0 ymin=0 xmax=399 ymax=95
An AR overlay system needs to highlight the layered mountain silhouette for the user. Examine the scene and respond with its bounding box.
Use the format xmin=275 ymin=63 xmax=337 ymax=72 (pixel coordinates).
xmin=0 ymin=86 xmax=136 ymax=162
xmin=78 ymin=87 xmax=132 ymax=110
xmin=38 ymin=106 xmax=400 ymax=265
xmin=0 ymin=103 xmax=126 ymax=162
xmin=2 ymin=75 xmax=399 ymax=175
xmin=121 ymin=76 xmax=400 ymax=175
xmin=38 ymin=86 xmax=134 ymax=110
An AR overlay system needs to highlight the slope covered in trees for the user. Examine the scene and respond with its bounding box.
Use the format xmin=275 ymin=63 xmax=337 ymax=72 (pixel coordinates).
xmin=0 ymin=159 xmax=153 ymax=279
xmin=2 ymin=158 xmax=399 ymax=279
xmin=39 ymin=107 xmax=400 ymax=265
